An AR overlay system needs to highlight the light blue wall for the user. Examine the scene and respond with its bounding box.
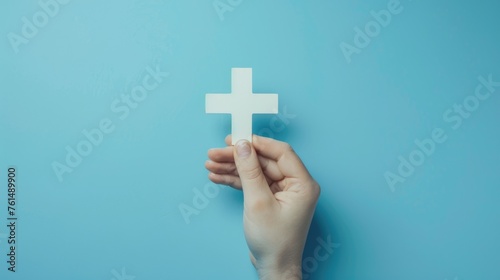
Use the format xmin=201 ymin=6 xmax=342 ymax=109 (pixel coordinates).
xmin=1 ymin=0 xmax=499 ymax=279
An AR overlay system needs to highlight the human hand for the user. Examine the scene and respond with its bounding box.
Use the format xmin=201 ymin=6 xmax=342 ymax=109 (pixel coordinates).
xmin=206 ymin=135 xmax=320 ymax=280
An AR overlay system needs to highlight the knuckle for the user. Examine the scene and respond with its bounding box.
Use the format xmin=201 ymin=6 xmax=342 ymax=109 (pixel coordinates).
xmin=282 ymin=143 xmax=293 ymax=153
xmin=312 ymin=182 xmax=321 ymax=199
xmin=308 ymin=181 xmax=321 ymax=201
xmin=280 ymin=143 xmax=296 ymax=160
xmin=302 ymin=179 xmax=320 ymax=201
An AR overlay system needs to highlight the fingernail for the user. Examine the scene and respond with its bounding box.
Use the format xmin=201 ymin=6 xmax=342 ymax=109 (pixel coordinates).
xmin=236 ymin=140 xmax=251 ymax=158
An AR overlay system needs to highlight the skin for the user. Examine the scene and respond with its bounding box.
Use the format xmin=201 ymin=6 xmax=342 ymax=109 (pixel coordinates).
xmin=206 ymin=135 xmax=320 ymax=280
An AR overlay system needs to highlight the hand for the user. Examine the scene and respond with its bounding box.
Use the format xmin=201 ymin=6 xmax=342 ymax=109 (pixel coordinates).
xmin=206 ymin=135 xmax=320 ymax=280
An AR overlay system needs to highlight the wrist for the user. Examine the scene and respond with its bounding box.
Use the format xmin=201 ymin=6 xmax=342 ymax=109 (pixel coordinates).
xmin=256 ymin=258 xmax=302 ymax=280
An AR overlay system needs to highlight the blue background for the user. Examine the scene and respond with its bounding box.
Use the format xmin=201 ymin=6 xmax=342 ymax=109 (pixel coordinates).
xmin=1 ymin=0 xmax=499 ymax=279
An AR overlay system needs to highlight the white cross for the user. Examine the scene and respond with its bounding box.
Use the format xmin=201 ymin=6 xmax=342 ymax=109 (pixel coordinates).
xmin=206 ymin=68 xmax=279 ymax=144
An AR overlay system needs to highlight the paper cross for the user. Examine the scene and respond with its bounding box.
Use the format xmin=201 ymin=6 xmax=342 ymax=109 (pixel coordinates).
xmin=206 ymin=68 xmax=279 ymax=144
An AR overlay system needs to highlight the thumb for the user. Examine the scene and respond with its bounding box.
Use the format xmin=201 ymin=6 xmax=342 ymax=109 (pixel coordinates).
xmin=234 ymin=140 xmax=273 ymax=204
